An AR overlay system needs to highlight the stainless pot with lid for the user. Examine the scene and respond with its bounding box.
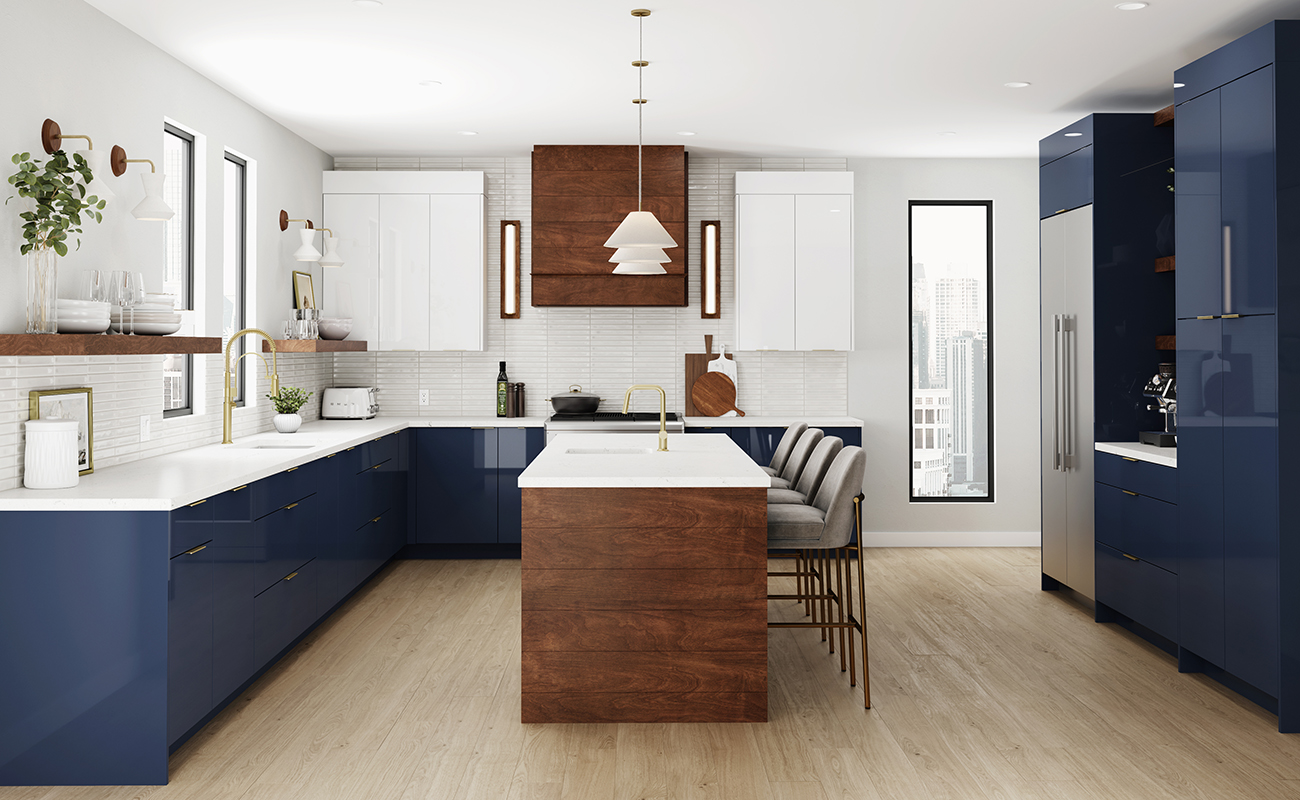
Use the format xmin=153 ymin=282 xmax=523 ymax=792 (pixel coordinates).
xmin=550 ymin=384 xmax=601 ymax=414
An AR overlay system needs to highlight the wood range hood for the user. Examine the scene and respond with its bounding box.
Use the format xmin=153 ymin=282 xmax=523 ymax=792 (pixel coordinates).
xmin=531 ymin=144 xmax=687 ymax=307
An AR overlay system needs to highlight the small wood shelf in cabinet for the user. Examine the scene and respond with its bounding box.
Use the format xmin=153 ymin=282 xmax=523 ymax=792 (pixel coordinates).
xmin=1155 ymin=256 xmax=1175 ymax=273
xmin=0 ymin=334 xmax=223 ymax=356
xmin=1156 ymin=335 xmax=1176 ymax=351
xmin=261 ymin=339 xmax=367 ymax=353
xmin=1154 ymin=104 xmax=1175 ymax=127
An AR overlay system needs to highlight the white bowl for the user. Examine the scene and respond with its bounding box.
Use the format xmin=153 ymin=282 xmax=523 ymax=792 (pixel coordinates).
xmin=318 ymin=318 xmax=353 ymax=340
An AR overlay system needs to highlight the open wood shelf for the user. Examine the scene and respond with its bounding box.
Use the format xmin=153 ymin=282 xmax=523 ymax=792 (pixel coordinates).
xmin=1155 ymin=256 xmax=1175 ymax=273
xmin=1154 ymin=104 xmax=1175 ymax=127
xmin=0 ymin=334 xmax=222 ymax=357
xmin=1156 ymin=335 xmax=1177 ymax=351
xmin=262 ymin=339 xmax=367 ymax=353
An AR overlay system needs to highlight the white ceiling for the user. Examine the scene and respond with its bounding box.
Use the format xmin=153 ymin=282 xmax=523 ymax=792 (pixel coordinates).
xmin=84 ymin=0 xmax=1300 ymax=159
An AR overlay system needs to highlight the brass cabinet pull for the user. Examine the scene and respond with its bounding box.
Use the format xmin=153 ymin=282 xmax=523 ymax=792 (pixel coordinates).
xmin=347 ymin=447 xmax=355 ymax=451
xmin=232 ymin=485 xmax=248 ymax=492
xmin=188 ymin=499 xmax=207 ymax=508
xmin=372 ymin=516 xmax=382 ymax=524
xmin=284 ymin=571 xmax=299 ymax=581
xmin=287 ymin=467 xmax=299 ymax=473
xmin=372 ymin=464 xmax=382 ymax=470
xmin=326 ymin=453 xmax=336 ymax=459
xmin=285 ymin=502 xmax=299 ymax=510
xmin=1196 ymin=315 xmax=1216 ymax=320
xmin=1222 ymin=313 xmax=1241 ymax=319
xmin=373 ymin=437 xmax=384 ymax=442
xmin=1122 ymin=553 xmax=1139 ymax=562
xmin=471 ymin=426 xmax=492 ymax=430
xmin=184 ymin=544 xmax=207 ymax=556
xmin=1121 ymin=457 xmax=1138 ymax=462
xmin=1121 ymin=490 xmax=1139 ymax=497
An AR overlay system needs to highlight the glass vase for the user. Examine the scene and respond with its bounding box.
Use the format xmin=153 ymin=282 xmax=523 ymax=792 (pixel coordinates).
xmin=26 ymin=247 xmax=58 ymax=334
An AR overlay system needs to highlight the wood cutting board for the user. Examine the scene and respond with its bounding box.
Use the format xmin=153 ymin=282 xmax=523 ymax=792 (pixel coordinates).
xmin=691 ymin=371 xmax=745 ymax=417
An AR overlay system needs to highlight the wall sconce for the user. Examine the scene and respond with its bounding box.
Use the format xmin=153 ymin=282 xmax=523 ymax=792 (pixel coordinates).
xmin=316 ymin=229 xmax=345 ymax=268
xmin=501 ymin=220 xmax=520 ymax=318
xmin=109 ymin=145 xmax=175 ymax=221
xmin=40 ymin=118 xmax=115 ymax=204
xmin=701 ymin=220 xmax=720 ymax=318
xmin=279 ymin=209 xmax=321 ymax=261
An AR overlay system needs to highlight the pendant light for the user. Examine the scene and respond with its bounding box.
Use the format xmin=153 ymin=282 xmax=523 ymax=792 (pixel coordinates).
xmin=604 ymin=8 xmax=676 ymax=270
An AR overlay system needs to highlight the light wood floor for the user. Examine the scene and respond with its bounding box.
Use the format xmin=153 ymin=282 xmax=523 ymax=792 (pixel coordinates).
xmin=8 ymin=548 xmax=1300 ymax=800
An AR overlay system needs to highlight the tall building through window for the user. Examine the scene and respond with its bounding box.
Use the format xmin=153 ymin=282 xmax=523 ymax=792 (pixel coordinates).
xmin=909 ymin=201 xmax=993 ymax=501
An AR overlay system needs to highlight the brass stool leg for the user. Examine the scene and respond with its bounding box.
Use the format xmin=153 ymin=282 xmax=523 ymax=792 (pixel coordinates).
xmin=854 ymin=496 xmax=870 ymax=709
xmin=844 ymin=544 xmax=857 ymax=687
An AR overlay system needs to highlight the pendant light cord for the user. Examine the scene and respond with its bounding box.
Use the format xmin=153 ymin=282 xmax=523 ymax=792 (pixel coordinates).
xmin=638 ymin=13 xmax=644 ymax=212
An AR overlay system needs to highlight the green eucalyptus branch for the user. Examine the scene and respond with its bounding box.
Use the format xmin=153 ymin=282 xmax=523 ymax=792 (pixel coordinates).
xmin=6 ymin=150 xmax=106 ymax=257
xmin=266 ymin=386 xmax=312 ymax=415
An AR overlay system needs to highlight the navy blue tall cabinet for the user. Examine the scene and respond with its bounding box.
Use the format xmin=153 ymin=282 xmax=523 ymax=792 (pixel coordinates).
xmin=1174 ymin=20 xmax=1298 ymax=730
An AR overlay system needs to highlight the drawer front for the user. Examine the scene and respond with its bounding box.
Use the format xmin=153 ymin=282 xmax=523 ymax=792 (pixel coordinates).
xmin=170 ymin=522 xmax=213 ymax=559
xmin=252 ymin=460 xmax=326 ymax=520
xmin=252 ymin=495 xmax=319 ymax=594
xmin=363 ymin=433 xmax=399 ymax=469
xmin=171 ymin=496 xmax=214 ymax=524
xmin=211 ymin=484 xmax=253 ymax=522
xmin=167 ymin=542 xmax=213 ymax=744
xmin=1095 ymin=483 xmax=1178 ymax=572
xmin=1095 ymin=451 xmax=1177 ymax=504
xmin=253 ymin=558 xmax=317 ymax=667
xmin=1095 ymin=542 xmax=1178 ymax=641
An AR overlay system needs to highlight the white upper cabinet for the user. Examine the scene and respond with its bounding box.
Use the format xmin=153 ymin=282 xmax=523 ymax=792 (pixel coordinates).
xmin=323 ymin=171 xmax=486 ymax=352
xmin=734 ymin=172 xmax=854 ymax=352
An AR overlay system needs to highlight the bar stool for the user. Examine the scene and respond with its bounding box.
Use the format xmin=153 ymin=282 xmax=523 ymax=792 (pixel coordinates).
xmin=766 ymin=446 xmax=870 ymax=709
xmin=770 ymin=428 xmax=823 ymax=490
xmin=769 ymin=436 xmax=842 ymax=505
xmin=762 ymin=423 xmax=808 ymax=477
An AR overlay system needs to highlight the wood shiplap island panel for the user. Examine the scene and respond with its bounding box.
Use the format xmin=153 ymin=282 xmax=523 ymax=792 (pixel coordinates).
xmin=519 ymin=433 xmax=769 ymax=723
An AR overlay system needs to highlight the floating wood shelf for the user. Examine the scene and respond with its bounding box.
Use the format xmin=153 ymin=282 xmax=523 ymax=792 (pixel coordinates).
xmin=1156 ymin=335 xmax=1177 ymax=350
xmin=262 ymin=339 xmax=367 ymax=353
xmin=1155 ymin=256 xmax=1176 ymax=273
xmin=1154 ymin=104 xmax=1175 ymax=127
xmin=0 ymin=333 xmax=223 ymax=357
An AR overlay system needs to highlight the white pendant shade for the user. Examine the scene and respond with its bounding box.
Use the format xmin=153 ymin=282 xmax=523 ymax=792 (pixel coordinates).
xmin=612 ymin=261 xmax=668 ymax=275
xmin=317 ymin=234 xmax=344 ymax=267
xmin=293 ymin=228 xmax=322 ymax=262
xmin=131 ymin=172 xmax=174 ymax=221
xmin=604 ymin=211 xmax=677 ymax=248
xmin=74 ymin=150 xmax=114 ymax=205
xmin=608 ymin=246 xmax=671 ymax=264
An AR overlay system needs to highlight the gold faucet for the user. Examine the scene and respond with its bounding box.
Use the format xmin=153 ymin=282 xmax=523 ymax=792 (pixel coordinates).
xmin=223 ymin=328 xmax=280 ymax=444
xmin=623 ymin=384 xmax=669 ymax=452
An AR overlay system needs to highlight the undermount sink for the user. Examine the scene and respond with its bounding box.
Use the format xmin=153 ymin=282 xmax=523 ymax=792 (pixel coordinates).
xmin=229 ymin=440 xmax=322 ymax=450
xmin=565 ymin=447 xmax=655 ymax=455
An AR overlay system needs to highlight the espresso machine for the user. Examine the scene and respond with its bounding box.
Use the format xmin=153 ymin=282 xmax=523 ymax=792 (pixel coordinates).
xmin=1140 ymin=362 xmax=1177 ymax=447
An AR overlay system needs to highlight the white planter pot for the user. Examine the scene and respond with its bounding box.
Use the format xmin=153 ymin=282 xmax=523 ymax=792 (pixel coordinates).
xmin=273 ymin=413 xmax=302 ymax=434
xmin=24 ymin=419 xmax=80 ymax=489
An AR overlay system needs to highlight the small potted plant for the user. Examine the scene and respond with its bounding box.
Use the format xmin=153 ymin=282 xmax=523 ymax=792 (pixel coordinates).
xmin=266 ymin=386 xmax=312 ymax=434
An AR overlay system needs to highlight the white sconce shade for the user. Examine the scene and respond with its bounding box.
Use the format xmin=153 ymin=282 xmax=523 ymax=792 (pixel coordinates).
xmin=604 ymin=211 xmax=678 ymax=249
xmin=612 ymin=261 xmax=668 ymax=275
xmin=131 ymin=172 xmax=174 ymax=221
xmin=293 ymin=228 xmax=322 ymax=262
xmin=74 ymin=149 xmax=114 ymax=205
xmin=702 ymin=221 xmax=720 ymax=318
xmin=317 ymin=233 xmax=344 ymax=267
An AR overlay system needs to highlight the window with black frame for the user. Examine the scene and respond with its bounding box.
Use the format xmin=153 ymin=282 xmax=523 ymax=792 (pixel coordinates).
xmin=162 ymin=124 xmax=195 ymax=417
xmin=224 ymin=153 xmax=247 ymax=405
xmin=908 ymin=200 xmax=993 ymax=501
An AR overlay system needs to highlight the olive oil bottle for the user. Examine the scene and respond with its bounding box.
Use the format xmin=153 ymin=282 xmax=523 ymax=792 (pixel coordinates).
xmin=496 ymin=361 xmax=509 ymax=417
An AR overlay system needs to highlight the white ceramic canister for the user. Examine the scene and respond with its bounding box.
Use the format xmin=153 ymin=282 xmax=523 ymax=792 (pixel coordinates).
xmin=24 ymin=419 xmax=81 ymax=489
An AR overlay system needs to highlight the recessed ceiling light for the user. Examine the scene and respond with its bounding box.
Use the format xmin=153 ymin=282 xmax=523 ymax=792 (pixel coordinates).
xmin=419 ymin=80 xmax=442 ymax=87
xmin=1174 ymin=82 xmax=1186 ymax=88
xmin=677 ymin=131 xmax=696 ymax=136
xmin=938 ymin=131 xmax=958 ymax=136
xmin=1004 ymin=81 xmax=1031 ymax=89
xmin=1115 ymin=2 xmax=1148 ymax=10
xmin=1064 ymin=132 xmax=1083 ymax=137
xmin=353 ymin=0 xmax=383 ymax=7
xmin=459 ymin=131 xmax=478 ymax=136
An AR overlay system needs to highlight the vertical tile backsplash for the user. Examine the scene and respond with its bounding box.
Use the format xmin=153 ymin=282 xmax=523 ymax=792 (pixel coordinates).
xmin=330 ymin=155 xmax=850 ymax=418
xmin=0 ymin=155 xmax=849 ymax=491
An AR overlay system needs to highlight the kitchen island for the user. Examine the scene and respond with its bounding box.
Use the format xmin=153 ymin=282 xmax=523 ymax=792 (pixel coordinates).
xmin=518 ymin=432 xmax=770 ymax=723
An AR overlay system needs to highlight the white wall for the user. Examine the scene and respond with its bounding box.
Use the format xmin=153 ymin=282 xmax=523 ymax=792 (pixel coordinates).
xmin=0 ymin=0 xmax=335 ymax=491
xmin=847 ymin=158 xmax=1040 ymax=546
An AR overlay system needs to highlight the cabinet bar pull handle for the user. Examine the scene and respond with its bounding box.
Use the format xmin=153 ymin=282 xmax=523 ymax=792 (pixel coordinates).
xmin=1121 ymin=457 xmax=1138 ymax=462
xmin=347 ymin=447 xmax=355 ymax=451
xmin=1121 ymin=490 xmax=1139 ymax=497
xmin=1122 ymin=553 xmax=1139 ymax=562
xmin=1196 ymin=315 xmax=1216 ymax=320
xmin=285 ymin=502 xmax=299 ymax=510
xmin=188 ymin=499 xmax=207 ymax=507
xmin=373 ymin=437 xmax=384 ymax=442
xmin=284 ymin=571 xmax=299 ymax=581
xmin=372 ymin=516 xmax=382 ymax=523
xmin=286 ymin=467 xmax=299 ymax=473
xmin=471 ymin=426 xmax=492 ymax=430
xmin=326 ymin=454 xmax=336 ymax=458
xmin=1222 ymin=314 xmax=1240 ymax=319
xmin=184 ymin=544 xmax=207 ymax=556
xmin=232 ymin=485 xmax=248 ymax=492
xmin=372 ymin=464 xmax=382 ymax=470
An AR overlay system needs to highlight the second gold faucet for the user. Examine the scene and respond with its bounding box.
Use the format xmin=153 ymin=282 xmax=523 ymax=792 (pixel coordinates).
xmin=622 ymin=384 xmax=669 ymax=452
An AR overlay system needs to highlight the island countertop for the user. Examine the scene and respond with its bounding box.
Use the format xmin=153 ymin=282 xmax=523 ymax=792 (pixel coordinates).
xmin=518 ymin=432 xmax=771 ymax=489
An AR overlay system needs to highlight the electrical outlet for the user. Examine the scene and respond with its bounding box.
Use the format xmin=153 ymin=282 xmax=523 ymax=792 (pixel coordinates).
xmin=139 ymin=415 xmax=151 ymax=442
xmin=419 ymin=389 xmax=429 ymax=406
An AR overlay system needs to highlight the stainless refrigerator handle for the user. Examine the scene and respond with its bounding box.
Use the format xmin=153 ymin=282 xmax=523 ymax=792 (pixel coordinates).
xmin=1053 ymin=314 xmax=1061 ymax=471
xmin=1223 ymin=224 xmax=1232 ymax=315
xmin=1063 ymin=315 xmax=1074 ymax=471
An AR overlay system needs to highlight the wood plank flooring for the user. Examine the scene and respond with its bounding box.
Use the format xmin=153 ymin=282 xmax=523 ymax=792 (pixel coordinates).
xmin=7 ymin=548 xmax=1300 ymax=799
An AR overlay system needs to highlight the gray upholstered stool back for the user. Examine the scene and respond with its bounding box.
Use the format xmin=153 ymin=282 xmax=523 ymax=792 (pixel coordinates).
xmin=809 ymin=446 xmax=866 ymax=548
xmin=768 ymin=423 xmax=808 ymax=474
xmin=777 ymin=428 xmax=824 ymax=485
xmin=793 ymin=436 xmax=843 ymax=500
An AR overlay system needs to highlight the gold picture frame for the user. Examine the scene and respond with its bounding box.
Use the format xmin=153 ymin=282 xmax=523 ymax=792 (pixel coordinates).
xmin=29 ymin=387 xmax=94 ymax=475
xmin=292 ymin=270 xmax=316 ymax=310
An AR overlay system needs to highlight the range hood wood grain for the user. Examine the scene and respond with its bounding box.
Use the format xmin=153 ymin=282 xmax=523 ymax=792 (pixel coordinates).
xmin=532 ymin=145 xmax=688 ymax=307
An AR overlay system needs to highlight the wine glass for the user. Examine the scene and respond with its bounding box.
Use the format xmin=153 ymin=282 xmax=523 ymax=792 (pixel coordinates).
xmin=79 ymin=270 xmax=104 ymax=303
xmin=128 ymin=273 xmax=146 ymax=335
xmin=107 ymin=270 xmax=129 ymax=334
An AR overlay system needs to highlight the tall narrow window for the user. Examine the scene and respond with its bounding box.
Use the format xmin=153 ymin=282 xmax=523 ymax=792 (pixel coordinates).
xmin=162 ymin=124 xmax=195 ymax=417
xmin=909 ymin=200 xmax=993 ymax=501
xmin=224 ymin=153 xmax=247 ymax=404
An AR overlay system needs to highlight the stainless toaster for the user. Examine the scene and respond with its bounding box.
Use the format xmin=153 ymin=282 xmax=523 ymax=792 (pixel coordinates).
xmin=322 ymin=387 xmax=378 ymax=420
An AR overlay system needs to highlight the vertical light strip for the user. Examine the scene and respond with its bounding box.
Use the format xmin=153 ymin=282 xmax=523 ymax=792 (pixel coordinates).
xmin=501 ymin=220 xmax=520 ymax=318
xmin=702 ymin=220 xmax=720 ymax=318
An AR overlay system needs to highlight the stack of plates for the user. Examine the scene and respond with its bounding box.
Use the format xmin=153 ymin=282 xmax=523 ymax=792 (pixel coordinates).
xmin=111 ymin=303 xmax=182 ymax=335
xmin=57 ymin=299 xmax=111 ymax=334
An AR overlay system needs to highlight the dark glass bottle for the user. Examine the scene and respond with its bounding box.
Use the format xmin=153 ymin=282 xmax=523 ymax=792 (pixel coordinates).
xmin=496 ymin=361 xmax=509 ymax=417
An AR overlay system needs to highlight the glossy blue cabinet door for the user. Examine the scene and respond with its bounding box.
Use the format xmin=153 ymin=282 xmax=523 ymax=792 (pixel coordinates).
xmin=413 ymin=428 xmax=499 ymax=544
xmin=211 ymin=518 xmax=254 ymax=705
xmin=1177 ymin=317 xmax=1226 ymax=666
xmin=167 ymin=536 xmax=213 ymax=745
xmin=823 ymin=427 xmax=863 ymax=448
xmin=1222 ymin=315 xmax=1279 ymax=695
xmin=1221 ymin=67 xmax=1277 ymax=316
xmin=1175 ymin=90 xmax=1223 ymax=318
xmin=729 ymin=427 xmax=783 ymax=465
xmin=497 ymin=427 xmax=546 ymax=544
xmin=1038 ymin=147 xmax=1093 ymax=219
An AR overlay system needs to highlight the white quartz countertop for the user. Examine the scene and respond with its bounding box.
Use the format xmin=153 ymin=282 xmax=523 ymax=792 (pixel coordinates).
xmin=1096 ymin=441 xmax=1177 ymax=468
xmin=0 ymin=415 xmax=546 ymax=512
xmin=519 ymin=432 xmax=771 ymax=489
xmin=684 ymin=416 xmax=863 ymax=428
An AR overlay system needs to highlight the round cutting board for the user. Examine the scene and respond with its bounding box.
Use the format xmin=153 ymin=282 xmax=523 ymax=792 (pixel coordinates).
xmin=691 ymin=371 xmax=746 ymax=417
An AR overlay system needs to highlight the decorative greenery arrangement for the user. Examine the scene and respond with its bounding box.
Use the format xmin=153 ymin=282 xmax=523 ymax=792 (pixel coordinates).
xmin=6 ymin=150 xmax=106 ymax=256
xmin=266 ymin=386 xmax=313 ymax=415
